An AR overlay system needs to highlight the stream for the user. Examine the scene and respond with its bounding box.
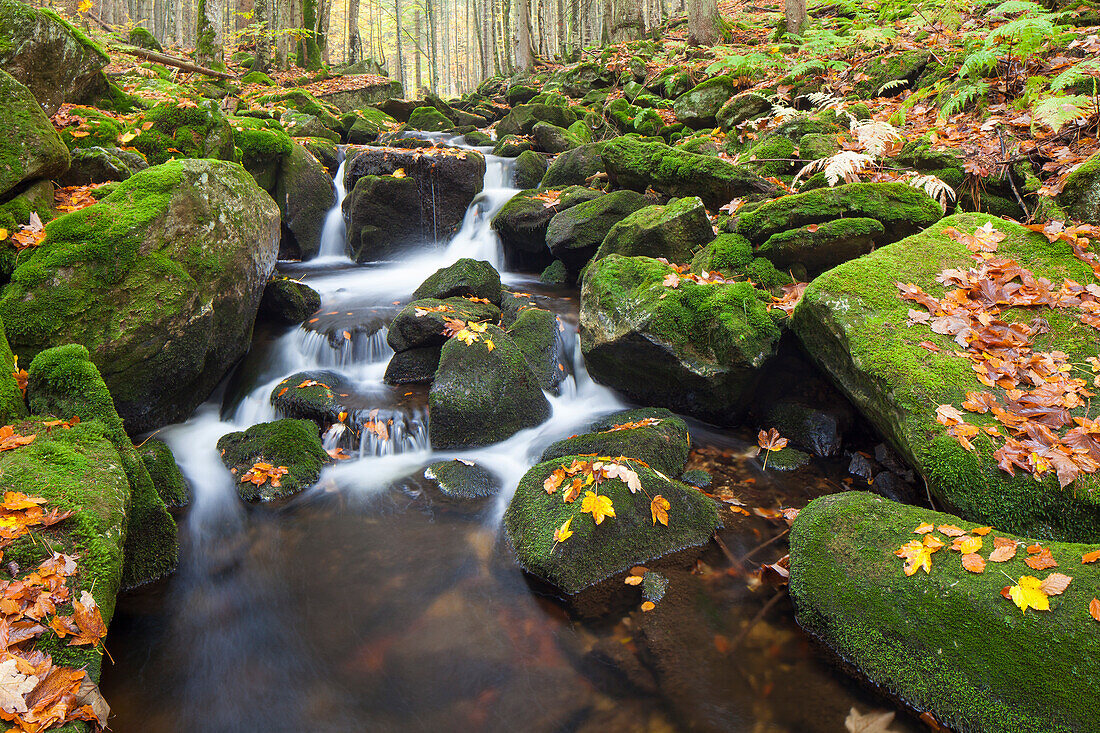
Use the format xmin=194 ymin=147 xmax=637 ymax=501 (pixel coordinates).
xmin=99 ymin=137 xmax=924 ymax=733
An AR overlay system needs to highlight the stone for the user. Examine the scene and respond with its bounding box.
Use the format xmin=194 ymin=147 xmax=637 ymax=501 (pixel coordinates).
xmin=717 ymin=92 xmax=771 ymax=131
xmin=490 ymin=186 xmax=602 ymax=267
xmin=756 ymin=217 xmax=885 ymax=275
xmin=512 ymin=149 xmax=547 ymax=189
xmin=274 ymin=142 xmax=335 ymax=260
xmin=58 ymin=146 xmax=147 ymax=186
xmin=407 ymin=105 xmax=452 ymax=131
xmin=138 ymin=438 xmax=190 ymax=508
xmin=0 ymin=70 xmax=70 ymax=199
xmin=383 ymin=345 xmax=441 ymax=385
xmin=505 ymin=307 xmax=566 ymax=393
xmin=411 ymin=258 xmax=502 ymax=304
xmin=673 ymin=75 xmax=739 ymax=129
xmin=594 ymin=196 xmax=715 ymax=264
xmin=540 ymin=407 xmax=690 ymax=477
xmin=217 ymin=419 xmax=328 ymax=501
xmin=258 ymin=277 xmax=322 ymax=325
xmin=540 ymin=142 xmax=606 ymax=187
xmin=386 ymin=297 xmax=501 ymax=352
xmin=545 ymin=189 xmax=650 ymax=270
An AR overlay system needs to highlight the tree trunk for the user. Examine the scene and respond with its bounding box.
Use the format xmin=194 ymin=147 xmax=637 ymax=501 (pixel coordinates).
xmin=319 ymin=0 xmax=332 ymax=65
xmin=514 ymin=0 xmax=533 ymax=71
xmin=251 ymin=0 xmax=270 ymax=70
xmin=413 ymin=9 xmax=422 ymax=92
xmin=394 ymin=0 xmax=404 ymax=91
xmin=784 ymin=0 xmax=806 ymax=34
xmin=687 ymin=0 xmax=719 ymax=45
xmin=602 ymin=0 xmax=643 ymax=44
xmin=196 ymin=0 xmax=223 ymax=66
xmin=347 ymin=0 xmax=360 ymax=61
xmin=275 ymin=0 xmax=289 ymax=67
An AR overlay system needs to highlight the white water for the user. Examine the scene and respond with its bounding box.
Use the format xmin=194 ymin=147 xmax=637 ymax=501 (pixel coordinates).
xmin=312 ymin=153 xmax=351 ymax=264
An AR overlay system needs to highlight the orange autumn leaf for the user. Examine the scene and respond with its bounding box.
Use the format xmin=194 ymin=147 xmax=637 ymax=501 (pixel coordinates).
xmin=913 ymin=522 xmax=934 ymax=535
xmin=1082 ymin=549 xmax=1100 ymax=564
xmin=972 ymin=526 xmax=992 ymax=536
xmin=1091 ymin=598 xmax=1100 ymax=622
xmin=757 ymin=428 xmax=788 ymax=452
xmin=937 ymin=524 xmax=967 ymax=537
xmin=240 ymin=462 xmax=288 ymax=487
xmin=650 ymin=495 xmax=670 ymax=526
xmin=1025 ymin=547 xmax=1058 ymax=570
xmin=962 ymin=553 xmax=986 ymax=573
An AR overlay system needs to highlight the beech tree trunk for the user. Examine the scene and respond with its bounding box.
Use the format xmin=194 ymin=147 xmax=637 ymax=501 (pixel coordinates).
xmin=514 ymin=0 xmax=534 ymax=71
xmin=784 ymin=0 xmax=806 ymax=34
xmin=687 ymin=0 xmax=719 ymax=45
xmin=195 ymin=0 xmax=223 ymax=67
xmin=347 ymin=0 xmax=360 ymax=61
xmin=251 ymin=0 xmax=270 ymax=70
xmin=602 ymin=0 xmax=643 ymax=44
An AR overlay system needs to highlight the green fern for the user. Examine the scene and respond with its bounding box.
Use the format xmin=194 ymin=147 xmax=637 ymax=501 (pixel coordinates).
xmin=705 ymin=52 xmax=779 ymax=77
xmin=939 ymin=81 xmax=991 ymax=118
xmin=958 ymin=48 xmax=998 ymax=80
xmin=988 ymin=0 xmax=1043 ymax=15
xmin=1031 ymin=94 xmax=1093 ymax=130
xmin=1051 ymin=59 xmax=1100 ymax=92
xmin=786 ymin=58 xmax=827 ymax=79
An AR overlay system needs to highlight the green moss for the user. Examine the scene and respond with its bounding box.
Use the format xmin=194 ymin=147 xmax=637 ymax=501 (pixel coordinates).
xmin=790 ymin=214 xmax=1100 ymax=540
xmin=743 ymin=135 xmax=797 ymax=177
xmin=744 ymin=257 xmax=794 ymax=291
xmin=594 ymin=196 xmax=715 ymax=264
xmin=59 ymin=106 xmax=123 ymax=150
xmin=412 ymin=258 xmax=502 ymax=303
xmin=424 ymin=459 xmax=501 ymax=500
xmin=503 ymin=453 xmax=720 ymax=594
xmin=757 ymin=216 xmax=884 ymax=274
xmin=241 ymin=71 xmax=276 ymax=86
xmin=138 ymin=438 xmax=189 ymax=508
xmin=407 ymin=105 xmax=452 ymax=132
xmin=690 ymin=232 xmax=754 ymax=274
xmin=230 ymin=116 xmax=293 ymax=192
xmin=26 ymin=344 xmax=178 ymax=587
xmin=1057 ymin=150 xmax=1100 ymax=222
xmin=217 ymin=419 xmax=328 ymax=501
xmin=130 ymin=100 xmax=238 ymax=165
xmin=540 ymin=407 xmax=690 ymax=476
xmin=255 ymin=89 xmax=340 ymax=129
xmin=791 ymin=491 xmax=1100 ymax=733
xmin=0 ymin=315 xmax=27 ymax=422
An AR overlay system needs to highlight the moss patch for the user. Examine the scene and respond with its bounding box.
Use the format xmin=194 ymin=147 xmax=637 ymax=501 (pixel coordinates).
xmin=217 ymin=419 xmax=328 ymax=501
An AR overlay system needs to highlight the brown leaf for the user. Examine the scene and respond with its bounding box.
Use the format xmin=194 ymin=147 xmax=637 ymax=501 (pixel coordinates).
xmin=1039 ymin=572 xmax=1073 ymax=596
xmin=961 ymin=553 xmax=986 ymax=573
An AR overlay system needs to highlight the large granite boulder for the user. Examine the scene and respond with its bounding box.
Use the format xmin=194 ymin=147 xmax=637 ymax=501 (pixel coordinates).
xmin=0 ymin=70 xmax=70 ymax=199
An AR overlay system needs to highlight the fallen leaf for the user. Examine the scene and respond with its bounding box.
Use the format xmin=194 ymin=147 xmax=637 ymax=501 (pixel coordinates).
xmin=650 ymin=495 xmax=670 ymax=526
xmin=962 ymin=553 xmax=986 ymax=573
xmin=1004 ymin=575 xmax=1051 ymax=614
xmin=1091 ymin=598 xmax=1100 ymax=621
xmin=1039 ymin=572 xmax=1073 ymax=596
xmin=581 ymin=491 xmax=615 ymax=525
xmin=0 ymin=658 xmax=37 ymax=714
xmin=624 ymin=575 xmax=643 ymax=585
xmin=845 ymin=706 xmax=899 ymax=733
xmin=640 ymin=601 xmax=655 ymax=612
xmin=553 ymin=517 xmax=573 ymax=543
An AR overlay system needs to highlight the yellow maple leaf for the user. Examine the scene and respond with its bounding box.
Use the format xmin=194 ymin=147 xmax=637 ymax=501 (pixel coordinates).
xmin=454 ymin=328 xmax=478 ymax=345
xmin=485 ymin=339 xmax=494 ymax=352
xmin=895 ymin=539 xmax=935 ymax=576
xmin=1006 ymin=575 xmax=1050 ymax=614
xmin=553 ymin=516 xmax=573 ymax=543
xmin=392 ymin=168 xmax=406 ymax=178
xmin=650 ymin=494 xmax=670 ymax=526
xmin=78 ymin=0 xmax=92 ymax=12
xmin=466 ymin=321 xmax=488 ymax=333
xmin=581 ymin=490 xmax=615 ymax=525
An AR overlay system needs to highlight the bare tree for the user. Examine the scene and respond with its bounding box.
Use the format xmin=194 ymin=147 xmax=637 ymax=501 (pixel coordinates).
xmin=251 ymin=0 xmax=271 ymax=69
xmin=784 ymin=0 xmax=806 ymax=34
xmin=196 ymin=0 xmax=223 ymax=66
xmin=514 ymin=0 xmax=534 ymax=71
xmin=687 ymin=0 xmax=719 ymax=45
xmin=602 ymin=0 xmax=643 ymax=44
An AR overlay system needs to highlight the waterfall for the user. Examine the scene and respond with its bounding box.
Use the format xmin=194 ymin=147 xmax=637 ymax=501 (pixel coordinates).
xmin=314 ymin=151 xmax=349 ymax=262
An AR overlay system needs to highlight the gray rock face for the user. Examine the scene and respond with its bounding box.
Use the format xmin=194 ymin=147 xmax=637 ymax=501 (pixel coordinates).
xmin=0 ymin=159 xmax=282 ymax=433
xmin=0 ymin=70 xmax=70 ymax=198
xmin=0 ymin=0 xmax=109 ymax=114
xmin=275 ymin=143 xmax=335 ymax=260
xmin=545 ymin=189 xmax=651 ymax=270
xmin=58 ymin=146 xmax=147 ymax=186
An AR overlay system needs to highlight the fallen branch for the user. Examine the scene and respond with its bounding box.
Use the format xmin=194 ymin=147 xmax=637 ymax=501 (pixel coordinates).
xmin=107 ymin=43 xmax=235 ymax=80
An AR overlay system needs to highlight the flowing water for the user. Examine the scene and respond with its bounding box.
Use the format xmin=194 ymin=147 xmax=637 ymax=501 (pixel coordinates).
xmin=100 ymin=138 xmax=924 ymax=733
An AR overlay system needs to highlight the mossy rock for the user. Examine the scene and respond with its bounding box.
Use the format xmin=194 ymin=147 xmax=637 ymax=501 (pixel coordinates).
xmin=59 ymin=145 xmax=147 ymax=186
xmin=736 ymin=182 xmax=943 ymax=246
xmin=798 ymin=132 xmax=840 ymax=162
xmin=0 ymin=314 xmax=27 ymax=423
xmin=57 ymin=106 xmax=123 ymax=151
xmin=383 ymin=345 xmax=441 ymax=385
xmin=424 ymin=459 xmax=502 ymax=499
xmin=741 ymin=135 xmax=797 ymax=178
xmin=546 ymin=190 xmax=650 ymax=270
xmin=532 ymin=122 xmax=580 ymax=154
xmin=0 ymin=416 xmax=129 ymax=683
xmin=280 ymin=110 xmax=340 ymax=142
xmin=127 ymin=26 xmax=163 ymax=52
xmin=594 ymin=196 xmax=714 ymax=265
xmin=503 ymin=454 xmax=720 ymax=594
xmin=496 ymin=103 xmax=577 ymax=137
xmin=491 ymin=134 xmax=534 ymax=158
xmin=27 ymin=343 xmax=178 ymax=588
xmin=602 ymin=136 xmax=775 ymax=209
xmin=505 ymin=307 xmax=566 ymax=393
xmin=387 ymin=297 xmax=501 ymax=352
xmin=428 ymin=325 xmax=551 ymax=449
xmin=0 ymin=159 xmax=282 ymax=434
xmin=506 ymin=84 xmax=539 ymax=106
xmin=269 ymin=369 xmax=351 ymax=426
xmin=258 ymin=277 xmax=321 ymax=325
xmin=790 ymin=491 xmax=1100 ymax=733
xmin=217 ymin=419 xmax=327 ymax=501
xmin=296 ymin=136 xmax=339 ymax=172
xmin=407 ymin=105 xmax=452 ymax=132
xmin=1057 ymin=150 xmax=1100 ymax=222
xmin=255 ymin=88 xmax=341 ymax=130
xmin=540 ymin=259 xmax=569 ymax=286
xmin=541 ymin=142 xmax=606 ymax=187
xmin=274 ymin=142 xmax=334 ymax=260
xmin=138 ymin=438 xmax=189 ymax=508
xmin=690 ymin=232 xmax=754 ymax=274
xmin=464 ymin=131 xmax=492 ymax=147
xmin=130 ymin=99 xmax=238 ymax=166
xmin=717 ymin=92 xmax=771 ymax=131
xmin=241 ymin=71 xmax=276 ymax=86
xmin=790 ymin=213 xmax=1100 ymax=540
xmin=580 ymin=255 xmax=782 ymax=424
xmin=491 ymin=186 xmax=603 ymax=262
xmin=853 ymin=51 xmax=930 ymax=99
xmin=763 ymin=446 xmax=810 ymax=471
xmin=540 ymin=407 xmax=690 ymax=476
xmin=757 ymin=217 xmax=884 ymax=275
xmin=673 ymin=75 xmax=740 ymax=129
xmin=513 ymin=149 xmax=548 ymax=189
xmin=230 ymin=115 xmax=294 ymax=193
xmin=0 ymin=70 xmax=70 ymax=200
xmin=412 ymin=258 xmax=502 ymax=304
xmin=558 ymin=61 xmax=615 ymax=97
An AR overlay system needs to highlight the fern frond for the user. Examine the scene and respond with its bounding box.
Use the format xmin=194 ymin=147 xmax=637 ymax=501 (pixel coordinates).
xmin=1031 ymin=94 xmax=1093 ymax=131
xmin=794 ymin=152 xmax=878 ymax=187
xmin=787 ymin=59 xmax=827 ymax=79
xmin=939 ymin=81 xmax=990 ymax=118
xmin=904 ymin=174 xmax=957 ymax=213
xmin=851 ymin=119 xmax=903 ymax=156
xmin=958 ymin=49 xmax=998 ymax=80
xmin=805 ymin=91 xmax=846 ymax=109
xmin=987 ymin=0 xmax=1043 ymax=16
xmin=1051 ymin=59 xmax=1100 ymax=92
xmin=877 ymin=78 xmax=910 ymax=96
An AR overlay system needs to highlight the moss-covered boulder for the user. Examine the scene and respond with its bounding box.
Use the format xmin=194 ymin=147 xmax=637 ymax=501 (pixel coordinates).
xmin=540 ymin=407 xmax=690 ymax=476
xmin=1057 ymin=150 xmax=1100 ymax=222
xmin=492 ymin=134 xmax=534 ymax=158
xmin=736 ymin=182 xmax=943 ymax=246
xmin=269 ymin=369 xmax=351 ymax=426
xmin=0 ymin=159 xmax=281 ymax=434
xmin=129 ymin=99 xmax=238 ymax=166
xmin=0 ymin=70 xmax=70 ymax=199
xmin=559 ymin=61 xmax=615 ymax=97
xmin=545 ymin=190 xmax=650 ymax=270
xmin=496 ymin=103 xmax=576 ymax=137
xmin=531 ymin=121 xmax=579 ymax=154
xmin=756 ymin=217 xmax=884 ymax=275
xmin=503 ymin=454 xmax=720 ymax=594
xmin=506 ymin=84 xmax=539 ymax=106
xmin=790 ymin=213 xmax=1100 ymax=540
xmin=853 ymin=50 xmax=930 ymax=98
xmin=580 ymin=255 xmax=782 ymax=424
xmin=541 ymin=142 xmax=606 ymax=187
xmin=138 ymin=438 xmax=190 ymax=508
xmin=0 ymin=315 xmax=27 ymax=423
xmin=343 ymin=146 xmax=485 ymax=261
xmin=673 ymin=75 xmax=739 ymax=129
xmin=407 ymin=105 xmax=452 ymax=131
xmin=383 ymin=345 xmax=442 ymax=385
xmin=602 ymin=136 xmax=775 ymax=209
xmin=127 ymin=26 xmax=163 ymax=51
xmin=58 ymin=145 xmax=147 ymax=186
xmin=429 ymin=325 xmax=550 ymax=448
xmin=231 ymin=115 xmax=294 ymax=192
xmin=790 ymin=491 xmax=1100 ymax=733
xmin=411 ymin=258 xmax=502 ymax=304
xmin=491 ymin=186 xmax=602 ymax=266
xmin=513 ymin=149 xmax=547 ymax=189
xmin=280 ymin=110 xmax=340 ymax=142
xmin=0 ymin=0 xmax=109 ymax=114
xmin=255 ymin=88 xmax=341 ymax=131
xmin=275 ymin=142 xmax=334 ymax=260
xmin=593 ymin=196 xmax=714 ymax=264
xmin=27 ymin=343 xmax=177 ymax=588
xmin=387 ymin=296 xmax=501 ymax=352
xmin=717 ymin=91 xmax=771 ymax=131
xmin=505 ymin=307 xmax=565 ymax=393
xmin=424 ymin=459 xmax=502 ymax=500
xmin=217 ymin=419 xmax=328 ymax=501
xmin=258 ymin=277 xmax=321 ymax=325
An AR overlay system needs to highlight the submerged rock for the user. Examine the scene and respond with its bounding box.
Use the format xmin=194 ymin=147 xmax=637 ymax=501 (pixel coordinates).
xmin=0 ymin=70 xmax=70 ymax=200
xmin=428 ymin=325 xmax=550 ymax=449
xmin=383 ymin=345 xmax=442 ymax=385
xmin=790 ymin=491 xmax=1100 ymax=733
xmin=1 ymin=159 xmax=281 ymax=435
xmin=580 ymin=255 xmax=782 ymax=424
xmin=540 ymin=407 xmax=691 ymax=477
xmin=424 ymin=459 xmax=502 ymax=500
xmin=217 ymin=419 xmax=328 ymax=501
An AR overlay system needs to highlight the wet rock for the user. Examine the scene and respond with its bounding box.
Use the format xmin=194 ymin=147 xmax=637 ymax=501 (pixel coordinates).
xmin=853 ymin=50 xmax=930 ymax=98
xmin=217 ymin=419 xmax=328 ymax=501
xmin=532 ymin=121 xmax=580 ymax=154
xmin=0 ymin=0 xmax=109 ymax=114
xmin=411 ymin=258 xmax=502 ymax=304
xmin=343 ymin=146 xmax=485 ymax=261
xmin=275 ymin=142 xmax=335 ymax=260
xmin=424 ymin=459 xmax=502 ymax=499
xmin=503 ymin=453 xmax=720 ymax=594
xmin=138 ymin=438 xmax=190 ymax=509
xmin=736 ymin=182 xmax=943 ymax=246
xmin=756 ymin=216 xmax=883 ymax=276
xmin=58 ymin=145 xmax=146 ymax=186
xmin=496 ymin=103 xmax=577 ymax=136
xmin=790 ymin=491 xmax=1100 ymax=733
xmin=602 ymin=136 xmax=775 ymax=209
xmin=791 ymin=213 xmax=1100 ymax=539
xmin=539 ymin=259 xmax=570 ymax=286
xmin=429 ymin=325 xmax=550 ymax=449
xmin=594 ymin=196 xmax=714 ymax=264
xmin=270 ymin=369 xmax=353 ymax=426
xmin=0 ymin=70 xmax=70 ymax=200
xmin=297 ymin=136 xmax=339 ymax=172
xmin=673 ymin=75 xmax=740 ymax=129
xmin=387 ymin=297 xmax=501 ymax=352
xmin=717 ymin=91 xmax=771 ymax=131
xmin=512 ymin=149 xmax=547 ymax=189
xmin=491 ymin=134 xmax=534 ymax=158
xmin=505 ymin=307 xmax=566 ymax=393
xmin=764 ymin=446 xmax=811 ymax=471
xmin=1 ymin=159 xmax=281 ymax=434
xmin=258 ymin=277 xmax=322 ymax=325
xmin=407 ymin=105 xmax=451 ymax=131
xmin=546 ymin=189 xmax=651 ymax=270
xmin=540 ymin=407 xmax=691 ymax=476
xmin=580 ymin=255 xmax=782 ymax=424
xmin=383 ymin=345 xmax=442 ymax=385
xmin=541 ymin=142 xmax=607 ymax=187
xmin=490 ymin=186 xmax=602 ymax=267
xmin=761 ymin=399 xmax=850 ymax=458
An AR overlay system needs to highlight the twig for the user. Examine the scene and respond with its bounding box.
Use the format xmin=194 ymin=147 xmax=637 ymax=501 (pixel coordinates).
xmin=996 ymin=126 xmax=1031 ymax=221
xmin=730 ymin=588 xmax=788 ymax=652
xmin=84 ymin=11 xmax=114 ymax=32
xmin=713 ymin=532 xmax=743 ymax=572
xmin=739 ymin=528 xmax=790 ymax=563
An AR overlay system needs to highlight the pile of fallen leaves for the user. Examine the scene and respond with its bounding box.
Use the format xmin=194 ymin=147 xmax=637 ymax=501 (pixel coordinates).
xmin=0 ymin=491 xmax=109 ymax=732
xmin=894 ymin=520 xmax=1100 ymax=619
xmin=441 ymin=318 xmax=494 ymax=350
xmin=898 ymin=223 xmax=1100 ymax=487
xmin=239 ymin=462 xmax=288 ymax=488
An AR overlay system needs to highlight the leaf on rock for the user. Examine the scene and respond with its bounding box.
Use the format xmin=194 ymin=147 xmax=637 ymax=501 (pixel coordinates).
xmin=650 ymin=495 xmax=670 ymax=526
xmin=1091 ymin=598 xmax=1100 ymax=622
xmin=0 ymin=658 xmax=37 ymax=714
xmin=1003 ymin=575 xmax=1051 ymax=614
xmin=553 ymin=517 xmax=573 ymax=544
xmin=757 ymin=428 xmax=788 ymax=452
xmin=1082 ymin=549 xmax=1100 ymax=564
xmin=581 ymin=491 xmax=615 ymax=525
xmin=962 ymin=553 xmax=986 ymax=573
xmin=1039 ymin=572 xmax=1073 ymax=596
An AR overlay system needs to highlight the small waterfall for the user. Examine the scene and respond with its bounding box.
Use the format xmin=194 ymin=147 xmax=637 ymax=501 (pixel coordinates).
xmin=314 ymin=152 xmax=349 ymax=262
xmin=443 ymin=155 xmax=518 ymax=268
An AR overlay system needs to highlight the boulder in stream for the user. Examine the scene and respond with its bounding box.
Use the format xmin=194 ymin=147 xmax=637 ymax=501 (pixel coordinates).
xmin=387 ymin=296 xmax=501 ymax=352
xmin=540 ymin=407 xmax=691 ymax=478
xmin=258 ymin=277 xmax=322 ymax=325
xmin=217 ymin=419 xmax=329 ymax=501
xmin=491 ymin=186 xmax=602 ymax=268
xmin=411 ymin=258 xmax=502 ymax=304
xmin=545 ymin=189 xmax=651 ymax=270
xmin=593 ymin=196 xmax=715 ymax=265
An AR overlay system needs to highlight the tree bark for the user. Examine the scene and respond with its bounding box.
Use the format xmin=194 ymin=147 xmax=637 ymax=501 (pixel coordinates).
xmin=784 ymin=0 xmax=806 ymax=34
xmin=251 ymin=0 xmax=270 ymax=70
xmin=602 ymin=0 xmax=643 ymax=44
xmin=514 ymin=0 xmax=533 ymax=71
xmin=195 ymin=0 xmax=223 ymax=67
xmin=687 ymin=0 xmax=719 ymax=45
xmin=394 ymin=0 xmax=404 ymax=91
xmin=347 ymin=0 xmax=360 ymax=61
